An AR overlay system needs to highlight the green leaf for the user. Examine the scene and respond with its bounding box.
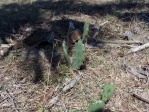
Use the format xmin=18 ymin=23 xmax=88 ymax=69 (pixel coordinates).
xmin=72 ymin=110 xmax=80 ymax=112
xmin=36 ymin=109 xmax=44 ymax=112
xmin=88 ymin=100 xmax=105 ymax=112
xmin=82 ymin=22 xmax=89 ymax=42
xmin=62 ymin=41 xmax=71 ymax=66
xmin=72 ymin=40 xmax=85 ymax=69
xmin=101 ymin=83 xmax=115 ymax=103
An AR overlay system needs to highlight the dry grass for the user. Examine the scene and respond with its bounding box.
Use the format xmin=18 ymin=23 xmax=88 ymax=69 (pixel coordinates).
xmin=0 ymin=0 xmax=149 ymax=112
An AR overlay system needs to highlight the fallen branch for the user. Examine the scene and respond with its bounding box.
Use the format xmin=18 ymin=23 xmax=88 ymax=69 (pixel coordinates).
xmin=6 ymin=90 xmax=19 ymax=112
xmin=100 ymin=20 xmax=109 ymax=26
xmin=106 ymin=44 xmax=136 ymax=48
xmin=87 ymin=38 xmax=142 ymax=49
xmin=137 ymin=68 xmax=149 ymax=77
xmin=0 ymin=96 xmax=9 ymax=104
xmin=63 ymin=73 xmax=83 ymax=92
xmin=48 ymin=72 xmax=83 ymax=109
xmin=124 ymin=64 xmax=147 ymax=79
xmin=129 ymin=42 xmax=149 ymax=53
xmin=49 ymin=95 xmax=60 ymax=108
xmin=103 ymin=40 xmax=143 ymax=44
xmin=132 ymin=93 xmax=149 ymax=104
xmin=123 ymin=30 xmax=149 ymax=43
xmin=0 ymin=44 xmax=14 ymax=48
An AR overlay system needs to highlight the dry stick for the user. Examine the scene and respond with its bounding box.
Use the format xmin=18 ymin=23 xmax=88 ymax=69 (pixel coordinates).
xmin=124 ymin=64 xmax=147 ymax=79
xmin=86 ymin=40 xmax=141 ymax=49
xmin=49 ymin=94 xmax=60 ymax=108
xmin=62 ymin=72 xmax=83 ymax=92
xmin=129 ymin=42 xmax=149 ymax=53
xmin=0 ymin=44 xmax=14 ymax=48
xmin=48 ymin=72 xmax=83 ymax=108
xmin=6 ymin=90 xmax=19 ymax=112
xmin=132 ymin=93 xmax=149 ymax=104
xmin=0 ymin=96 xmax=9 ymax=104
xmin=106 ymin=44 xmax=136 ymax=48
xmin=102 ymin=40 xmax=143 ymax=44
xmin=100 ymin=20 xmax=109 ymax=26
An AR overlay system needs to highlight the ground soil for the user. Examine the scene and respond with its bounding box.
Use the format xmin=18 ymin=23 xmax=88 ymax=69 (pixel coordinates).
xmin=0 ymin=0 xmax=149 ymax=112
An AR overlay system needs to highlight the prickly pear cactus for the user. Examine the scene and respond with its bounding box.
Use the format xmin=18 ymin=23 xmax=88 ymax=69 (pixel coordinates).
xmin=72 ymin=39 xmax=85 ymax=69
xmin=101 ymin=83 xmax=115 ymax=103
xmin=82 ymin=22 xmax=89 ymax=42
xmin=88 ymin=100 xmax=105 ymax=112
xmin=62 ymin=41 xmax=71 ymax=66
xmin=88 ymin=83 xmax=115 ymax=112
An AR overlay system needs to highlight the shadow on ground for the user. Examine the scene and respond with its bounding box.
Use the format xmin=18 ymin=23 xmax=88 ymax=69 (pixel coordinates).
xmin=0 ymin=0 xmax=148 ymax=83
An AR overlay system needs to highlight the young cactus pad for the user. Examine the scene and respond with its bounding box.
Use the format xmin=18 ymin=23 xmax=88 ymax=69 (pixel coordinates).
xmin=88 ymin=100 xmax=105 ymax=112
xmin=101 ymin=83 xmax=115 ymax=103
xmin=82 ymin=22 xmax=89 ymax=42
xmin=62 ymin=41 xmax=71 ymax=66
xmin=72 ymin=39 xmax=85 ymax=69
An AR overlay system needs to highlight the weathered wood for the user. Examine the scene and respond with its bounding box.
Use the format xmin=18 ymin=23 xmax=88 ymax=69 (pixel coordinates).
xmin=129 ymin=42 xmax=149 ymax=53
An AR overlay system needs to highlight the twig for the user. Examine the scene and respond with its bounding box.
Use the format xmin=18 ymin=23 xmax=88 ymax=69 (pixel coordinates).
xmin=6 ymin=90 xmax=19 ymax=112
xmin=124 ymin=64 xmax=147 ymax=79
xmin=100 ymin=20 xmax=109 ymax=26
xmin=103 ymin=40 xmax=143 ymax=44
xmin=129 ymin=42 xmax=149 ymax=53
xmin=48 ymin=72 xmax=83 ymax=109
xmin=49 ymin=95 xmax=60 ymax=107
xmin=0 ymin=96 xmax=9 ymax=104
xmin=106 ymin=44 xmax=136 ymax=48
xmin=0 ymin=44 xmax=14 ymax=48
xmin=62 ymin=73 xmax=83 ymax=92
xmin=132 ymin=93 xmax=149 ymax=104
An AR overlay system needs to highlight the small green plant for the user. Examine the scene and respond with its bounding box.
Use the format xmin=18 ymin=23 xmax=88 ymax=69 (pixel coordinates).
xmin=63 ymin=22 xmax=89 ymax=70
xmin=82 ymin=22 xmax=89 ymax=42
xmin=101 ymin=83 xmax=116 ymax=103
xmin=72 ymin=39 xmax=85 ymax=69
xmin=72 ymin=109 xmax=80 ymax=112
xmin=62 ymin=41 xmax=71 ymax=66
xmin=88 ymin=83 xmax=115 ymax=112
xmin=36 ymin=109 xmax=44 ymax=112
xmin=88 ymin=100 xmax=105 ymax=112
